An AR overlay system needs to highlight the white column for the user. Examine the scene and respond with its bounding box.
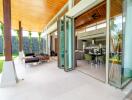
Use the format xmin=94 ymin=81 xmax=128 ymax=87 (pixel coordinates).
xmin=1 ymin=0 xmax=18 ymax=87
xmin=106 ymin=0 xmax=110 ymax=84
xmin=68 ymin=0 xmax=74 ymax=10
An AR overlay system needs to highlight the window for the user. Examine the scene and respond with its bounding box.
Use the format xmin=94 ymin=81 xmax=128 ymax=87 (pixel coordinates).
xmin=97 ymin=23 xmax=106 ymax=29
xmin=77 ymin=28 xmax=85 ymax=33
xmin=86 ymin=26 xmax=96 ymax=32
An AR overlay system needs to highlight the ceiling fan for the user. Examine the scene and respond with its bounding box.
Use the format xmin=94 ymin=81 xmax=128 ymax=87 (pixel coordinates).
xmin=91 ymin=13 xmax=99 ymax=19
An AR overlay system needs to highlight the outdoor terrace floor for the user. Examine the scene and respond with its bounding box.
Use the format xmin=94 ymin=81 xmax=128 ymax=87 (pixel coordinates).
xmin=0 ymin=57 xmax=128 ymax=100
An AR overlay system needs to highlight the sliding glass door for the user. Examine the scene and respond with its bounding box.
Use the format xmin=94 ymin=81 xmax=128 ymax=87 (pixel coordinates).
xmin=64 ymin=16 xmax=75 ymax=71
xmin=58 ymin=18 xmax=65 ymax=68
xmin=57 ymin=16 xmax=75 ymax=71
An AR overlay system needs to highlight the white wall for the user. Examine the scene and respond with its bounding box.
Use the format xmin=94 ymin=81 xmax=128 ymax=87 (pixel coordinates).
xmin=77 ymin=40 xmax=83 ymax=50
xmin=47 ymin=22 xmax=57 ymax=35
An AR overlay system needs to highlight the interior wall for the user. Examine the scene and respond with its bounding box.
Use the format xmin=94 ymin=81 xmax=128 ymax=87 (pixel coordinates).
xmin=77 ymin=40 xmax=83 ymax=50
xmin=53 ymin=35 xmax=57 ymax=52
xmin=50 ymin=31 xmax=57 ymax=52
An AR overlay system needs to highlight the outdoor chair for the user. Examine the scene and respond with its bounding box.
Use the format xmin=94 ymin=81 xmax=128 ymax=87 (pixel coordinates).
xmin=98 ymin=55 xmax=105 ymax=64
xmin=84 ymin=54 xmax=92 ymax=63
xmin=25 ymin=57 xmax=39 ymax=63
xmin=37 ymin=53 xmax=50 ymax=62
xmin=25 ymin=56 xmax=40 ymax=67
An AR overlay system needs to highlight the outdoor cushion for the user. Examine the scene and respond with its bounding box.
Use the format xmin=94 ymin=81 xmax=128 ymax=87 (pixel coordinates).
xmin=25 ymin=53 xmax=35 ymax=57
xmin=25 ymin=57 xmax=39 ymax=63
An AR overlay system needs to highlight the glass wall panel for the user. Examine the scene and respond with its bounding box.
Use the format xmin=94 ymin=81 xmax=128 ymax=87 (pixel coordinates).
xmin=109 ymin=0 xmax=132 ymax=88
xmin=109 ymin=15 xmax=123 ymax=87
xmin=109 ymin=0 xmax=123 ymax=88
xmin=122 ymin=0 xmax=132 ymax=85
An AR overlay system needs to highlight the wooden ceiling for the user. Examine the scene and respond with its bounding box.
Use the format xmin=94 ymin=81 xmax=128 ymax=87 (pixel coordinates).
xmin=74 ymin=0 xmax=81 ymax=6
xmin=75 ymin=0 xmax=122 ymax=29
xmin=0 ymin=0 xmax=68 ymax=32
xmin=110 ymin=0 xmax=122 ymax=17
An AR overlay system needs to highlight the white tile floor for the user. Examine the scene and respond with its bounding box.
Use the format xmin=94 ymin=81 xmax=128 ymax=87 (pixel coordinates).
xmin=77 ymin=60 xmax=106 ymax=82
xmin=0 ymin=58 xmax=126 ymax=100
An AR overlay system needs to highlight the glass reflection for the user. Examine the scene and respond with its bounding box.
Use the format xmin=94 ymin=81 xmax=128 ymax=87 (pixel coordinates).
xmin=109 ymin=16 xmax=123 ymax=87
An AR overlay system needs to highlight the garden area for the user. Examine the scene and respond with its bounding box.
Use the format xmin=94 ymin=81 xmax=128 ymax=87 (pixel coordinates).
xmin=0 ymin=23 xmax=47 ymax=74
xmin=0 ymin=54 xmax=18 ymax=73
xmin=0 ymin=60 xmax=3 ymax=73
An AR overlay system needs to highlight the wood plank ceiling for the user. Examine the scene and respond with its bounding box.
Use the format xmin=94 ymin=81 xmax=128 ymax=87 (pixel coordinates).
xmin=75 ymin=0 xmax=122 ymax=29
xmin=0 ymin=0 xmax=68 ymax=32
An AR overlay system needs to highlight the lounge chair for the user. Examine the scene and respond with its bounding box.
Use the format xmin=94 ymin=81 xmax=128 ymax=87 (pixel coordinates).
xmin=24 ymin=53 xmax=50 ymax=66
xmin=25 ymin=53 xmax=35 ymax=57
xmin=25 ymin=57 xmax=39 ymax=63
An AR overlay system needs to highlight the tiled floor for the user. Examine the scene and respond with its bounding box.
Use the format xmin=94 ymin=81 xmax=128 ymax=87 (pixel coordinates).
xmin=0 ymin=58 xmax=126 ymax=100
xmin=77 ymin=60 xmax=106 ymax=82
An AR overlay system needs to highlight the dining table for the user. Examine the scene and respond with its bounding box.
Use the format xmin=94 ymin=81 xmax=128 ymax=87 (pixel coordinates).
xmin=89 ymin=52 xmax=102 ymax=64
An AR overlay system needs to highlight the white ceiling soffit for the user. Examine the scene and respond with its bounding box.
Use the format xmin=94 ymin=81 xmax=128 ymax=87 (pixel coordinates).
xmin=46 ymin=22 xmax=57 ymax=34
xmin=77 ymin=27 xmax=106 ymax=40
xmin=66 ymin=0 xmax=104 ymax=18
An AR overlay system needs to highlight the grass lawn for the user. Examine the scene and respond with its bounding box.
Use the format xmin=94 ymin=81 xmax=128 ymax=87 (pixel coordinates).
xmin=0 ymin=60 xmax=3 ymax=73
xmin=0 ymin=54 xmax=18 ymax=73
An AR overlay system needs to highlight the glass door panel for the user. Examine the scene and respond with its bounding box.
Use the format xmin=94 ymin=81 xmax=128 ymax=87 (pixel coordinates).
xmin=57 ymin=18 xmax=65 ymax=68
xmin=64 ymin=16 xmax=75 ymax=71
xmin=109 ymin=0 xmax=123 ymax=88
